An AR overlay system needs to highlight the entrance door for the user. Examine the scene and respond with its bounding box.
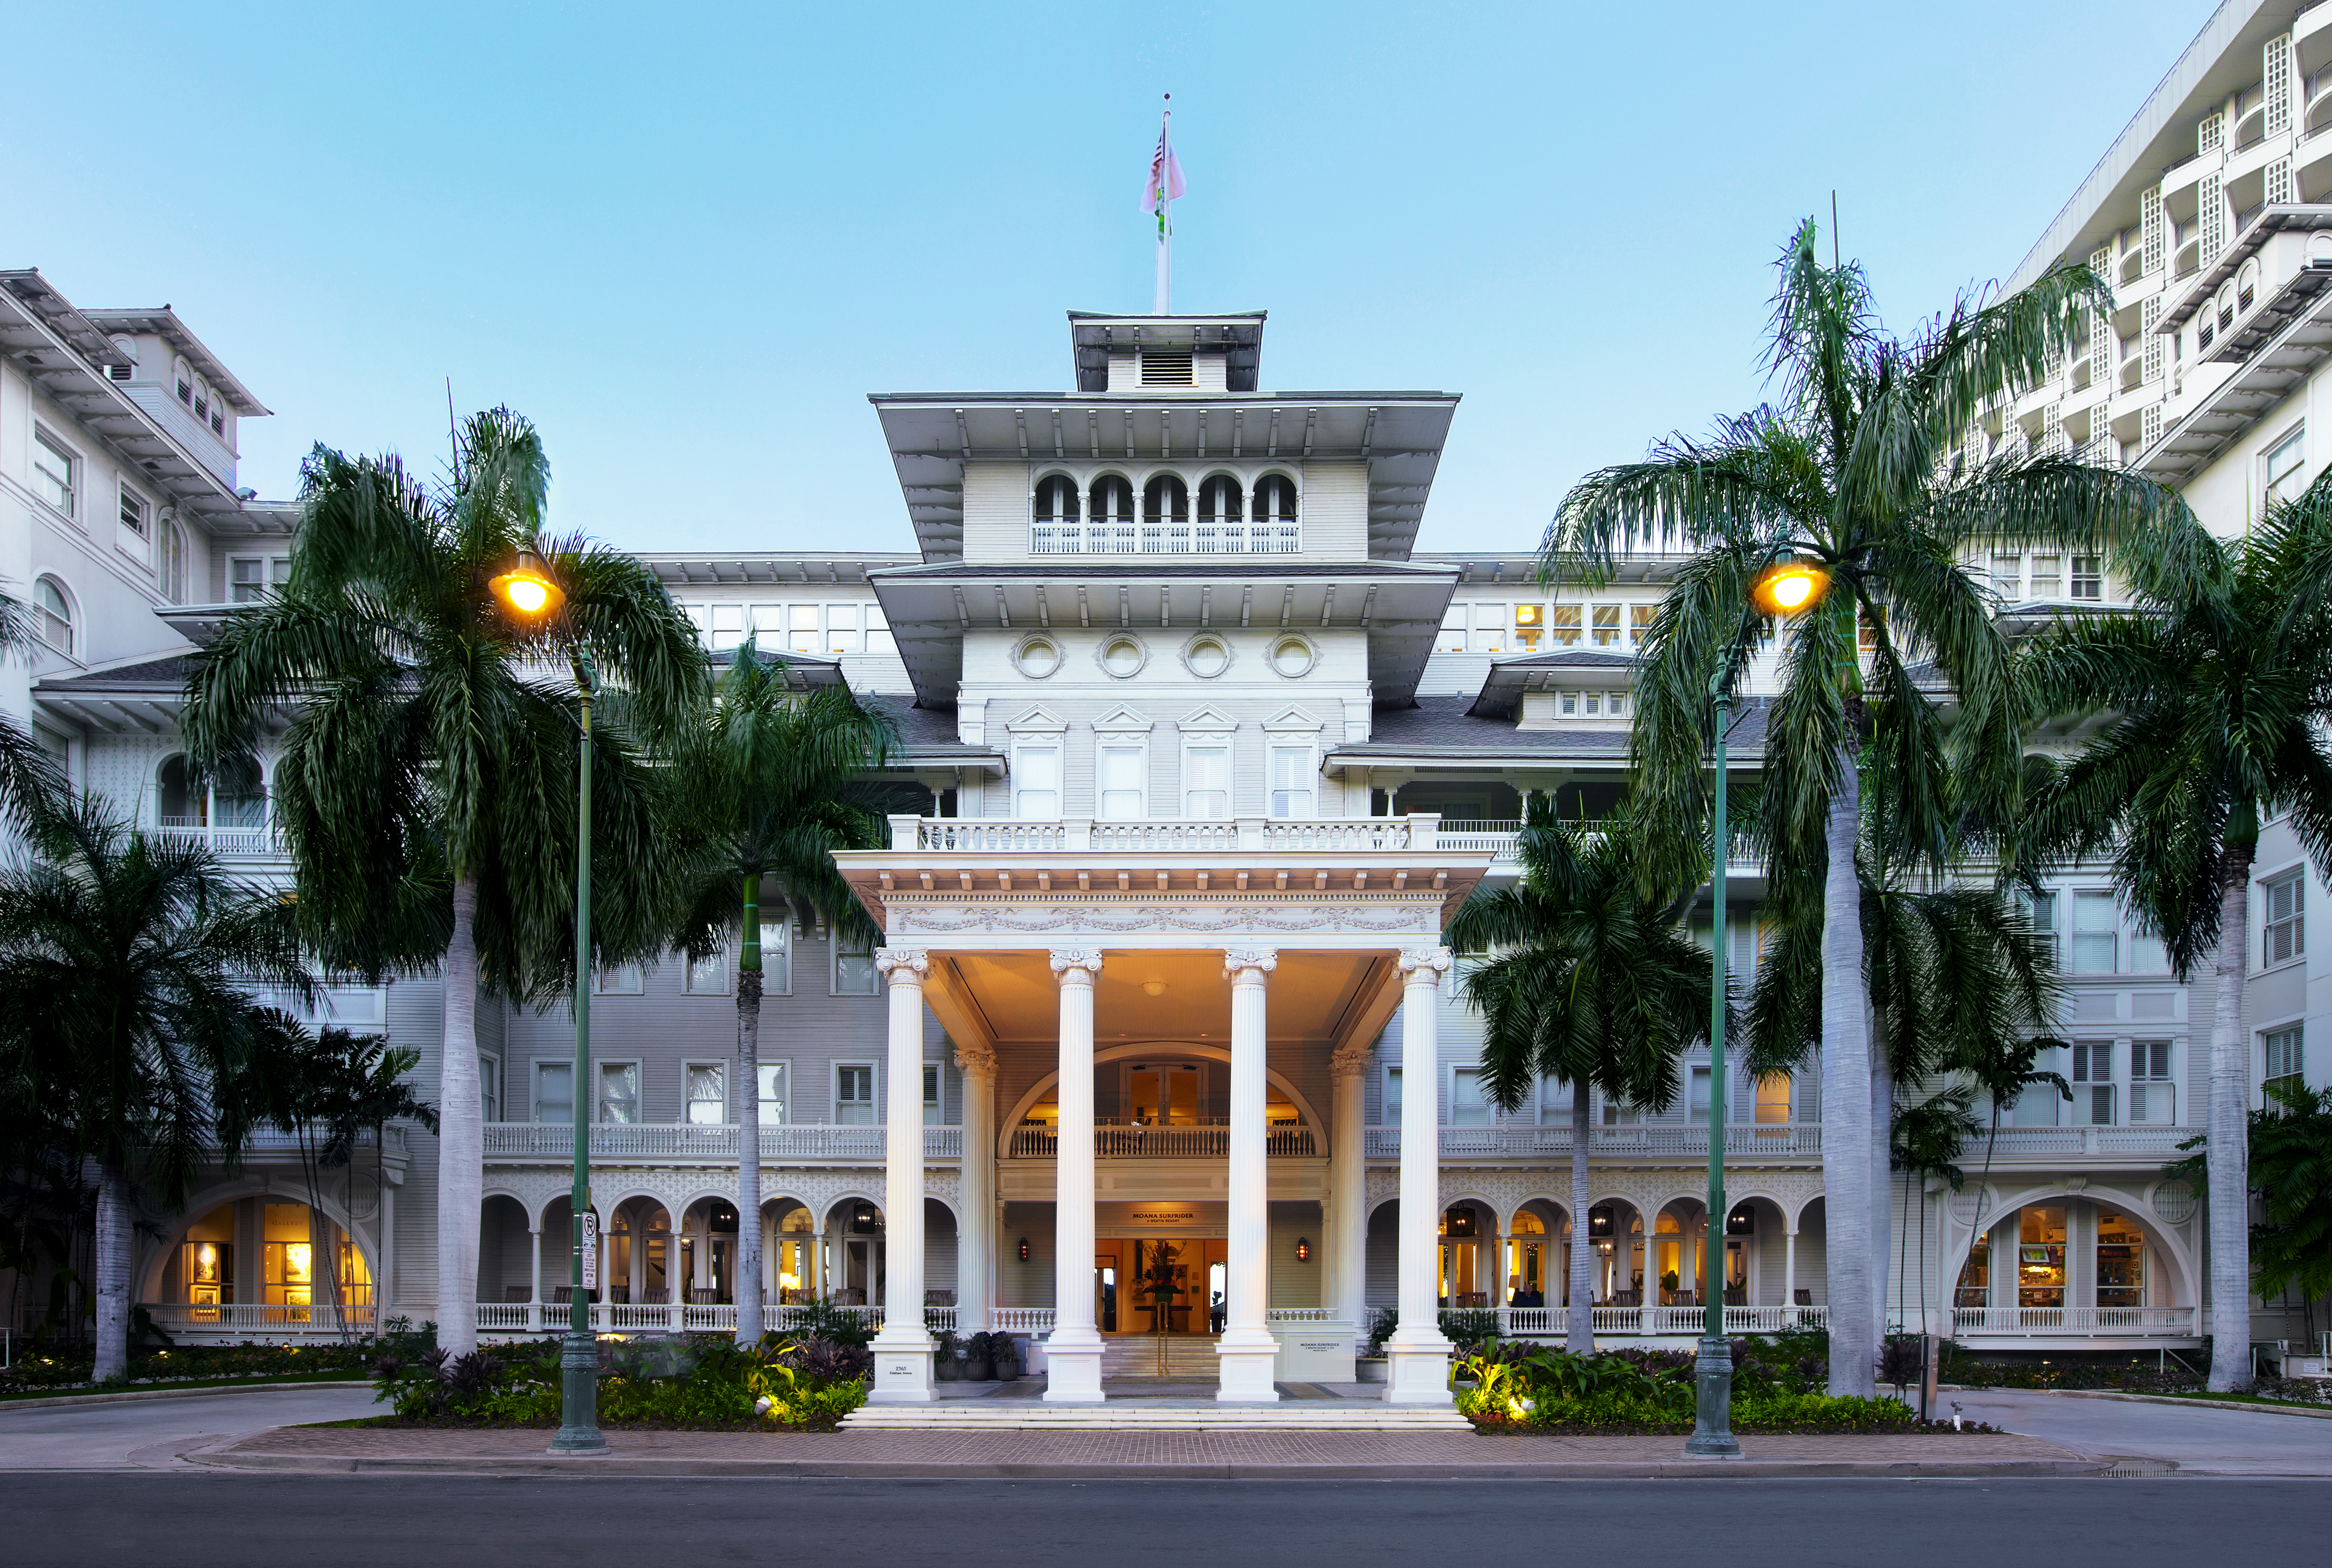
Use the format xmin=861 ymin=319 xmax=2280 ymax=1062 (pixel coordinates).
xmin=1112 ymin=1238 xmax=1226 ymax=1334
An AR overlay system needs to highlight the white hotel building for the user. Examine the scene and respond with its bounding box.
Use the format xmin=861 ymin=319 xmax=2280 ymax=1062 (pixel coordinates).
xmin=9 ymin=2 xmax=2329 ymax=1386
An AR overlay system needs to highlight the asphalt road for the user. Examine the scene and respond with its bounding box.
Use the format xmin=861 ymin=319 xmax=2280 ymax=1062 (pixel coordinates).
xmin=1948 ymin=1387 xmax=2332 ymax=1475
xmin=2 ymin=1474 xmax=2327 ymax=1567
xmin=0 ymin=1385 xmax=380 ymax=1470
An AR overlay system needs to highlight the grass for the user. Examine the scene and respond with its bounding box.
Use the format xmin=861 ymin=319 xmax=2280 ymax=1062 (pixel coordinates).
xmin=0 ymin=1368 xmax=372 ymax=1403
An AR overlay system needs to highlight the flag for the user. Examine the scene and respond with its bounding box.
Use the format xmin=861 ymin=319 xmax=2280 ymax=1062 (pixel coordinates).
xmin=1142 ymin=126 xmax=1186 ymax=232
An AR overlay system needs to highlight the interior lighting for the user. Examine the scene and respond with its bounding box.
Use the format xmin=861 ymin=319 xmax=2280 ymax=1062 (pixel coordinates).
xmin=1018 ymin=1237 xmax=1031 ymax=1263
xmin=1142 ymin=980 xmax=1168 ymax=997
xmin=490 ymin=549 xmax=565 ymax=619
xmin=1749 ymin=560 xmax=1831 ymax=618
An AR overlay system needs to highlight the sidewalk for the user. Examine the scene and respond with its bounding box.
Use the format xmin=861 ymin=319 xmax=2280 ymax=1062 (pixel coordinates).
xmin=195 ymin=1423 xmax=2106 ymax=1479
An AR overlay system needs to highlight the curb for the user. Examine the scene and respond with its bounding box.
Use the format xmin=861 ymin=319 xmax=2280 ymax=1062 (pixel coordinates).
xmin=1970 ymin=1387 xmax=2332 ymax=1422
xmin=0 ymin=1380 xmax=373 ymax=1413
xmin=185 ymin=1446 xmax=2113 ymax=1481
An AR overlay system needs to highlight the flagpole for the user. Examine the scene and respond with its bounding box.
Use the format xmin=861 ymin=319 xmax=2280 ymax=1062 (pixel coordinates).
xmin=1155 ymin=96 xmax=1173 ymax=314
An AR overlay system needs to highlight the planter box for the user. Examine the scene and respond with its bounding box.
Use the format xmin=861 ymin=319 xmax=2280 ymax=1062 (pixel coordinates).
xmin=1355 ymin=1358 xmax=1388 ymax=1384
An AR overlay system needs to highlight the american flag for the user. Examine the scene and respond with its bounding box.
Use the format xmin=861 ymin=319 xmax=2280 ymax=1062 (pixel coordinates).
xmin=1142 ymin=119 xmax=1186 ymax=234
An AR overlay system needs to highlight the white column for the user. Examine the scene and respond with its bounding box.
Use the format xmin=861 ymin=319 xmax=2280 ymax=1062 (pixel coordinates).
xmin=1045 ymin=949 xmax=1106 ymax=1402
xmin=527 ymin=1225 xmax=543 ymax=1333
xmin=956 ymin=1042 xmax=998 ymax=1334
xmin=1385 ymin=946 xmax=1454 ymax=1404
xmin=1784 ymin=1224 xmax=1799 ymax=1316
xmin=868 ymin=948 xmax=936 ymax=1403
xmin=1328 ymin=1041 xmax=1371 ymax=1332
xmin=1218 ymin=948 xmax=1281 ymax=1402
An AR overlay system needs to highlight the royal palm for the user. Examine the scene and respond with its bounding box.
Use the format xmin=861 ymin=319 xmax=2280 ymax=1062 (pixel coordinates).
xmin=1544 ymin=220 xmax=2191 ymax=1393
xmin=186 ymin=410 xmax=704 ymax=1354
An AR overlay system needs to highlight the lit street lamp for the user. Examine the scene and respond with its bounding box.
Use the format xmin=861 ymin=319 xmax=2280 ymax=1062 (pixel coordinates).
xmin=491 ymin=549 xmax=602 ymax=1454
xmin=1685 ymin=557 xmax=1831 ymax=1461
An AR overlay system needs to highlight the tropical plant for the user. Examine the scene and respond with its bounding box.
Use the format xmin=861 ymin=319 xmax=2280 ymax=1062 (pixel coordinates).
xmin=0 ymin=794 xmax=315 ymax=1380
xmin=1888 ymin=1085 xmax=1979 ymax=1324
xmin=2020 ymin=480 xmax=2332 ymax=1388
xmin=1447 ymin=797 xmax=1712 ymax=1353
xmin=666 ymin=639 xmax=894 ymax=1341
xmin=1544 ymin=218 xmax=2195 ymax=1392
xmin=1944 ymin=1033 xmax=2070 ymax=1320
xmin=183 ymin=409 xmax=706 ymax=1354
xmin=2169 ymin=1079 xmax=2332 ymax=1348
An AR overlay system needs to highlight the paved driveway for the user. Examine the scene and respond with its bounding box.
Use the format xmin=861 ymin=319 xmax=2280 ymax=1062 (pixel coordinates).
xmin=1947 ymin=1387 xmax=2332 ymax=1475
xmin=0 ymin=1386 xmax=382 ymax=1471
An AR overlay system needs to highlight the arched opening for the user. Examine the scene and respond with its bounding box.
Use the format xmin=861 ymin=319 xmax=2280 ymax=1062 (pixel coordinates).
xmin=162 ymin=521 xmax=191 ymax=606
xmin=677 ymin=1196 xmax=743 ymax=1304
xmin=765 ymin=1198 xmax=816 ymax=1302
xmin=823 ymin=1196 xmax=885 ymax=1305
xmin=1587 ymin=1198 xmax=1646 ymax=1305
xmin=1438 ymin=1199 xmax=1495 ymax=1307
xmin=1254 ymin=473 xmax=1298 ymax=522
xmin=1090 ymin=474 xmax=1135 ymax=525
xmin=1651 ymin=1198 xmax=1708 ymax=1305
xmin=1142 ymin=473 xmax=1189 ymax=524
xmin=157 ymin=1196 xmax=371 ymax=1332
xmin=607 ymin=1197 xmax=673 ymax=1305
xmin=1196 ymin=473 xmax=1242 ymax=522
xmin=1033 ymin=473 xmax=1080 ymax=523
xmin=1504 ymin=1199 xmax=1567 ymax=1308
xmin=156 ymin=753 xmax=267 ymax=837
xmin=541 ymin=1195 xmax=606 ymax=1305
xmin=33 ymin=577 xmax=73 ymax=656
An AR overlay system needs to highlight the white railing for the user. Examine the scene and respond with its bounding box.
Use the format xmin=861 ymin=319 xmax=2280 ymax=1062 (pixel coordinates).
xmin=155 ymin=819 xmax=278 ymax=858
xmin=140 ymin=1303 xmax=377 ymax=1338
xmin=482 ymin=1123 xmax=963 ymax=1161
xmin=477 ymin=1303 xmax=532 ymax=1331
xmin=1010 ymin=1124 xmax=1317 ymax=1158
xmin=993 ymin=1307 xmax=1055 ymax=1335
xmin=1028 ymin=522 xmax=1302 ymax=558
xmin=1266 ymin=1308 xmax=1336 ymax=1325
xmin=1951 ymin=1306 xmax=2198 ymax=1335
xmin=1980 ymin=1125 xmax=2197 ymax=1156
xmin=1481 ymin=1304 xmax=1832 ymax=1338
xmin=894 ymin=813 xmax=1439 ymax=857
xmin=241 ymin=1123 xmax=407 ymax=1158
xmin=1434 ymin=820 xmax=1521 ymax=858
xmin=925 ymin=1307 xmax=959 ymax=1333
xmin=1363 ymin=1124 xmax=1823 ymax=1159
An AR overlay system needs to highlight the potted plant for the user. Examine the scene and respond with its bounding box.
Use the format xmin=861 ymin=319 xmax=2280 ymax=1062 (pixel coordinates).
xmin=933 ymin=1329 xmax=961 ymax=1382
xmin=992 ymin=1333 xmax=1023 ymax=1382
xmin=964 ymin=1331 xmax=995 ymax=1382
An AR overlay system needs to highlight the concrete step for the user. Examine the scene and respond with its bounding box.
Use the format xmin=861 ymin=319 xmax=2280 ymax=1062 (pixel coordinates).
xmin=1101 ymin=1338 xmax=1219 ymax=1379
xmin=845 ymin=1402 xmax=1471 ymax=1432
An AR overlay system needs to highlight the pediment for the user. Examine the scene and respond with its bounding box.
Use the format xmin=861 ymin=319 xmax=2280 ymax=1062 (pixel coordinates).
xmin=1263 ymin=706 xmax=1322 ymax=733
xmin=1007 ymin=704 xmax=1067 ymax=733
xmin=1093 ymin=704 xmax=1153 ymax=735
xmin=1178 ymin=705 xmax=1239 ymax=734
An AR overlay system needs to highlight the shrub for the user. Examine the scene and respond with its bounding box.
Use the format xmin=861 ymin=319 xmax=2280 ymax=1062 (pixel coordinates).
xmin=367 ymin=1331 xmax=871 ymax=1428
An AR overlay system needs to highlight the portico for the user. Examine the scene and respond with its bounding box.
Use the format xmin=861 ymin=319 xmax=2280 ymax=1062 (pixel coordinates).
xmin=835 ymin=812 xmax=1488 ymax=1405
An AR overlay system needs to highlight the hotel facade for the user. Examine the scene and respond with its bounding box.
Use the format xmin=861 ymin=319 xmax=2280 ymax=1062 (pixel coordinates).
xmin=5 ymin=0 xmax=2328 ymax=1393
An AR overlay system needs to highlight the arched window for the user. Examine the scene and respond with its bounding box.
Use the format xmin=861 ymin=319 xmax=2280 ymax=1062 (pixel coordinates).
xmin=33 ymin=578 xmax=73 ymax=656
xmin=1197 ymin=475 xmax=1243 ymax=523
xmin=213 ymin=754 xmax=267 ymax=827
xmin=158 ymin=753 xmax=266 ymax=830
xmin=1090 ymin=475 xmax=1135 ymax=524
xmin=162 ymin=521 xmax=190 ymax=605
xmin=1033 ymin=474 xmax=1080 ymax=523
xmin=159 ymin=755 xmax=205 ymax=827
xmin=1255 ymin=475 xmax=1298 ymax=522
xmin=1142 ymin=475 xmax=1189 ymax=523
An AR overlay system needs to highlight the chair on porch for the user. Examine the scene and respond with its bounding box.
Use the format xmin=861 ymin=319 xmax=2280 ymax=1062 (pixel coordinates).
xmin=636 ymin=1288 xmax=669 ymax=1306
xmin=503 ymin=1286 xmax=529 ymax=1303
xmin=688 ymin=1287 xmax=722 ymax=1306
xmin=925 ymin=1290 xmax=955 ymax=1307
xmin=551 ymin=1285 xmax=573 ymax=1305
xmin=1793 ymin=1289 xmax=1813 ymax=1306
xmin=1610 ymin=1290 xmax=1640 ymax=1307
xmin=1722 ymin=1286 xmax=1746 ymax=1307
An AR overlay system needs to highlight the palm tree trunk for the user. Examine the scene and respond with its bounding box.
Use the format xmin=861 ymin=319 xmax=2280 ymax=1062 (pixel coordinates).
xmin=436 ymin=870 xmax=484 ymax=1356
xmin=1567 ymin=1079 xmax=1593 ymax=1355
xmin=91 ymin=1157 xmax=132 ymax=1382
xmin=735 ymin=874 xmax=765 ymax=1345
xmin=2206 ymin=834 xmax=2257 ymax=1391
xmin=1819 ymin=747 xmax=1876 ymax=1397
xmin=1873 ymin=1049 xmax=1893 ymax=1347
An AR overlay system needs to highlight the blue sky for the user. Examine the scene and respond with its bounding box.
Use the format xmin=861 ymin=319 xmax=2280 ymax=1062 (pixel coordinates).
xmin=9 ymin=1 xmax=2209 ymax=555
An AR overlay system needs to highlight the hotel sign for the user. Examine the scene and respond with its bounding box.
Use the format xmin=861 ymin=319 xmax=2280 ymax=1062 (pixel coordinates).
xmin=1129 ymin=1207 xmax=1199 ymax=1225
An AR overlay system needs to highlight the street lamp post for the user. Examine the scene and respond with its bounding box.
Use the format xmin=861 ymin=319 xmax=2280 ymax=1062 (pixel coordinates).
xmin=491 ymin=551 xmax=603 ymax=1455
xmin=1685 ymin=558 xmax=1830 ymax=1462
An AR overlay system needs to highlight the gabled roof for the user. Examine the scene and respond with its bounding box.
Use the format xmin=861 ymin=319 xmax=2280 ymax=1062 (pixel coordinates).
xmin=1467 ymin=648 xmax=1637 ymax=719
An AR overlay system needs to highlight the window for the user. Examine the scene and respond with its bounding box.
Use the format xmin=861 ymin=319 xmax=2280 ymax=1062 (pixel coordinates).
xmin=1382 ymin=1066 xmax=1401 ymax=1126
xmin=1013 ymin=744 xmax=1060 ymax=819
xmin=686 ymin=944 xmax=731 ymax=994
xmin=594 ymin=961 xmax=645 ymax=995
xmin=2265 ymin=870 xmax=2305 ymax=966
xmin=2072 ymin=891 xmax=2119 ymax=973
xmin=2029 ymin=554 xmax=2063 ymax=597
xmin=1753 ymin=1073 xmax=1791 ymax=1127
xmin=835 ymin=1063 xmax=876 ymax=1125
xmin=685 ymin=1063 xmax=727 ymax=1125
xmin=1550 ymin=606 xmax=1581 ymax=646
xmin=2130 ymin=1040 xmax=2174 ymax=1124
xmin=230 ymin=556 xmax=289 ymax=602
xmin=833 ymin=928 xmax=877 ymax=995
xmin=825 ymin=603 xmax=861 ymax=655
xmin=1990 ymin=554 xmax=2022 ymax=599
xmin=33 ymin=579 xmax=73 ymax=656
xmin=1449 ymin=1067 xmax=1488 ymax=1127
xmin=1098 ymin=744 xmax=1145 ymax=820
xmin=119 ymin=486 xmax=150 ymax=543
xmin=32 ymin=429 xmax=76 ymax=517
xmin=2096 ymin=1213 xmax=2147 ymax=1308
xmin=2071 ymin=1042 xmax=2116 ymax=1124
xmin=706 ymin=605 xmax=745 ymax=652
xmin=534 ymin=1062 xmax=573 ymax=1124
xmin=1100 ymin=635 xmax=1146 ymax=677
xmin=1687 ymin=1066 xmax=1712 ymax=1125
xmin=1956 ymin=1229 xmax=1991 ymax=1307
xmin=480 ymin=1055 xmax=501 ymax=1122
xmin=1629 ymin=604 xmax=1654 ymax=645
xmin=1468 ymin=604 xmax=1507 ymax=654
xmin=1591 ymin=605 xmax=1621 ymax=646
xmin=2266 ymin=425 xmax=2307 ymax=505
xmin=2017 ymin=1205 xmax=2067 ymax=1307
xmin=783 ymin=604 xmax=818 ymax=656
xmin=1182 ymin=634 xmax=1230 ymax=678
xmin=1269 ymin=745 xmax=1315 ymax=818
xmin=597 ymin=1062 xmax=640 ymax=1124
xmin=2024 ymin=890 xmax=2058 ymax=962
xmin=755 ymin=919 xmax=791 ymax=995
xmin=161 ymin=523 xmax=190 ymax=605
xmin=2265 ymin=1025 xmax=2305 ymax=1097
xmin=1436 ymin=607 xmax=1467 ymax=654
xmin=757 ymin=1062 xmax=789 ymax=1126
xmin=923 ymin=1062 xmax=943 ymax=1126
xmin=1513 ymin=603 xmax=1544 ymax=652
xmin=1015 ymin=635 xmax=1061 ymax=678
xmin=2070 ymin=556 xmax=2103 ymax=599
xmin=1269 ymin=636 xmax=1314 ymax=677
xmin=1184 ymin=744 xmax=1231 ymax=819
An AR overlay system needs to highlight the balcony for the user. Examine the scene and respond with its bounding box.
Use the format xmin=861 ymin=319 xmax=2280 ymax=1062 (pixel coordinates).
xmin=1366 ymin=1124 xmax=1823 ymax=1160
xmin=1007 ymin=1122 xmax=1317 ymax=1159
xmin=156 ymin=817 xmax=279 ymax=859
xmin=481 ymin=1122 xmax=964 ymax=1163
xmin=139 ymin=1302 xmax=376 ymax=1342
xmin=902 ymin=814 xmax=1430 ymax=855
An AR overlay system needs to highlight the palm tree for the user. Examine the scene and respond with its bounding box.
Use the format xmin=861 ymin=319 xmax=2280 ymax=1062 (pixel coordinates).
xmin=183 ymin=409 xmax=705 ymax=1355
xmin=666 ymin=640 xmax=894 ymax=1342
xmin=1446 ymin=798 xmax=1711 ymax=1353
xmin=1544 ymin=219 xmax=2195 ymax=1394
xmin=0 ymin=794 xmax=315 ymax=1380
xmin=1888 ymin=1085 xmax=1979 ymax=1330
xmin=2020 ymin=483 xmax=2332 ymax=1389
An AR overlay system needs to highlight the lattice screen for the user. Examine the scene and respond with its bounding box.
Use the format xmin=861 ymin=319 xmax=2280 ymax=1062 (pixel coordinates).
xmin=2199 ymin=111 xmax=2223 ymax=155
xmin=2267 ymin=156 xmax=2294 ymax=209
xmin=2141 ymin=296 xmax=2164 ymax=384
xmin=2090 ymin=247 xmax=2113 ymax=383
xmin=2267 ymin=34 xmax=2294 ymax=138
xmin=2200 ymin=171 xmax=2225 ymax=265
xmin=2141 ymin=402 xmax=2163 ymax=453
xmin=2141 ymin=185 xmax=2165 ymax=276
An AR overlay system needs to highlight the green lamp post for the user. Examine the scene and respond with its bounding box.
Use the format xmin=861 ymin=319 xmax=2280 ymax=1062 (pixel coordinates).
xmin=492 ymin=550 xmax=605 ymax=1455
xmin=1684 ymin=557 xmax=1830 ymax=1461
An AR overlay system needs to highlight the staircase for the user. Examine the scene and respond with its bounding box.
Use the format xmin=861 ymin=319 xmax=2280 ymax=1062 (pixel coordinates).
xmin=1102 ymin=1336 xmax=1219 ymax=1380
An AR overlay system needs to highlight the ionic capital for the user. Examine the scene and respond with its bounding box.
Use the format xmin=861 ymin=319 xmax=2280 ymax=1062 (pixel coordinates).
xmin=1222 ymin=946 xmax=1279 ymax=983
xmin=876 ymin=948 xmax=930 ymax=987
xmin=1398 ymin=946 xmax=1454 ymax=987
xmin=1330 ymin=1041 xmax=1375 ymax=1080
xmin=953 ymin=1041 xmax=999 ymax=1079
xmin=1050 ymin=948 xmax=1104 ymax=986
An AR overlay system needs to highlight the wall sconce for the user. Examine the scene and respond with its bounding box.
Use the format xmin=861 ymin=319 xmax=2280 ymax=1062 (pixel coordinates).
xmin=1017 ymin=1237 xmax=1031 ymax=1263
xmin=1295 ymin=1237 xmax=1312 ymax=1263
xmin=1726 ymin=1204 xmax=1755 ymax=1236
xmin=1588 ymin=1205 xmax=1614 ymax=1238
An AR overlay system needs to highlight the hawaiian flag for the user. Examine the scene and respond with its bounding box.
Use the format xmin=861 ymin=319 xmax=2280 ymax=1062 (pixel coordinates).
xmin=1143 ymin=123 xmax=1186 ymax=235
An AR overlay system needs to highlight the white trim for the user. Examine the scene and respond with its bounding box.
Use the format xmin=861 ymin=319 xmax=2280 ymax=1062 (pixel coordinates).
xmin=830 ymin=926 xmax=878 ymax=996
xmin=682 ymin=1058 xmax=730 ymax=1127
xmin=593 ymin=1058 xmax=643 ymax=1125
xmin=832 ymin=1059 xmax=880 ymax=1126
xmin=1178 ymin=630 xmax=1235 ymax=679
xmin=1094 ymin=630 xmax=1149 ymax=679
